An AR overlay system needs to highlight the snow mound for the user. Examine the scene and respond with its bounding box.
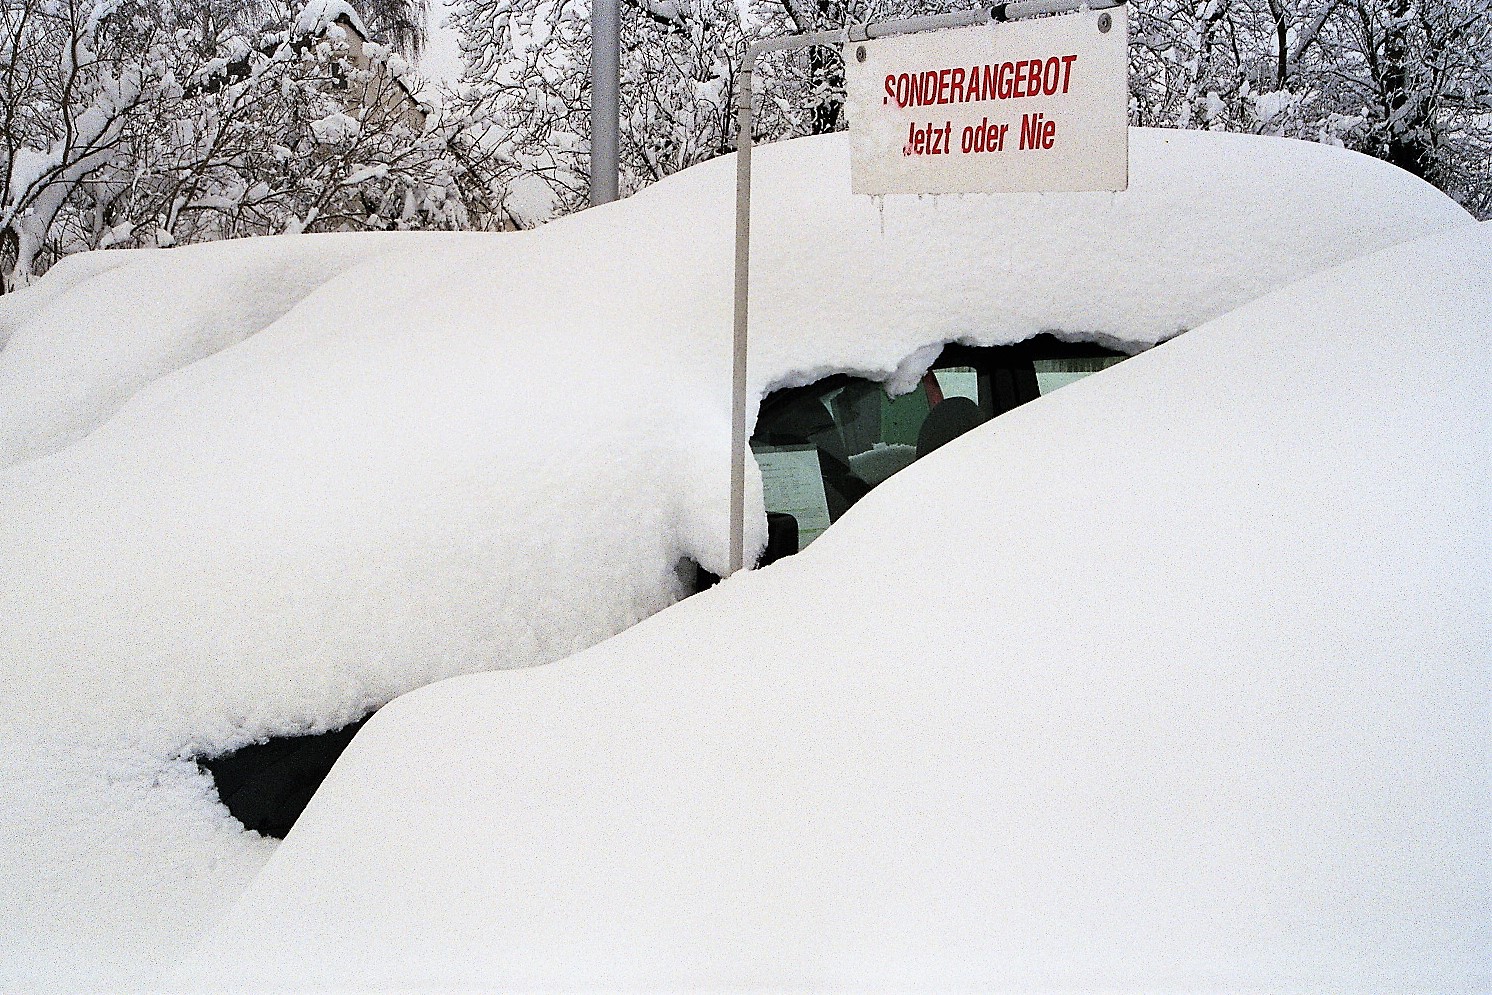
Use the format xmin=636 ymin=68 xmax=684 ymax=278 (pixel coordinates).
xmin=0 ymin=131 xmax=1474 ymax=991
xmin=0 ymin=248 xmax=138 ymax=351
xmin=178 ymin=221 xmax=1492 ymax=993
xmin=0 ymin=232 xmax=475 ymax=469
xmin=0 ymin=130 xmax=1469 ymax=472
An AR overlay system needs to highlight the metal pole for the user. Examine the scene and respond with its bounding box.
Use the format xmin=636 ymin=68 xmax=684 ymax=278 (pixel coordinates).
xmin=590 ymin=0 xmax=619 ymax=206
xmin=728 ymin=56 xmax=754 ymax=576
xmin=727 ymin=0 xmax=1127 ymax=574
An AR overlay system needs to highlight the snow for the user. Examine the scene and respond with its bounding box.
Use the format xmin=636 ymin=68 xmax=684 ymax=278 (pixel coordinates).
xmin=413 ymin=15 xmax=462 ymax=91
xmin=291 ymin=0 xmax=369 ymax=41
xmin=176 ymin=220 xmax=1492 ymax=993
xmin=0 ymin=131 xmax=1468 ymax=473
xmin=0 ymin=232 xmax=472 ymax=467
xmin=0 ymin=130 xmax=1475 ymax=992
xmin=0 ymin=248 xmax=137 ymax=352
xmin=5 ymin=146 xmax=55 ymax=203
xmin=308 ymin=110 xmax=361 ymax=143
xmin=501 ymin=168 xmax=564 ymax=227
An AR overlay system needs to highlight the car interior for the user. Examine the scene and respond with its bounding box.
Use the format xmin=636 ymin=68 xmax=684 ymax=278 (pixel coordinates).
xmin=748 ymin=334 xmax=1126 ymax=564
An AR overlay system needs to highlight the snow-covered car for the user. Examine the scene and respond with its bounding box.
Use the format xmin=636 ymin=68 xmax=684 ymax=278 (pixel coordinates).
xmin=0 ymin=130 xmax=1479 ymax=992
xmin=177 ymin=217 xmax=1491 ymax=994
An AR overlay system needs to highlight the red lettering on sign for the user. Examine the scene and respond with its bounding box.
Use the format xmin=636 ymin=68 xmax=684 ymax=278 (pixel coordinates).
xmin=904 ymin=120 xmax=954 ymax=154
xmin=1019 ymin=112 xmax=1057 ymax=149
xmin=959 ymin=116 xmax=1008 ymax=154
xmin=878 ymin=53 xmax=1081 ymax=108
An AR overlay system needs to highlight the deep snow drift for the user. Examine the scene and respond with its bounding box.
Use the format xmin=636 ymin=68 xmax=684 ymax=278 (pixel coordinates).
xmin=0 ymin=130 xmax=1475 ymax=991
xmin=0 ymin=130 xmax=1469 ymax=473
xmin=178 ymin=221 xmax=1491 ymax=993
xmin=0 ymin=232 xmax=479 ymax=467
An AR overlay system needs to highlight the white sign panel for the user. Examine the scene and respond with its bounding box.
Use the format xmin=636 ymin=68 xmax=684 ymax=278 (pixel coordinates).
xmin=844 ymin=8 xmax=1128 ymax=194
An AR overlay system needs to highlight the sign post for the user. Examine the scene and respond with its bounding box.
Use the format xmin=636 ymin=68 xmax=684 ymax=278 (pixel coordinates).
xmin=728 ymin=0 xmax=1128 ymax=575
xmin=591 ymin=0 xmax=620 ymax=206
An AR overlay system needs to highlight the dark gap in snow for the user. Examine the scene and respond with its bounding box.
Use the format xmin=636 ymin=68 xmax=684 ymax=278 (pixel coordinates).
xmin=687 ymin=513 xmax=799 ymax=593
xmin=751 ymin=334 xmax=1126 ymax=557
xmin=691 ymin=563 xmax=722 ymax=595
xmin=199 ymin=714 xmax=374 ymax=839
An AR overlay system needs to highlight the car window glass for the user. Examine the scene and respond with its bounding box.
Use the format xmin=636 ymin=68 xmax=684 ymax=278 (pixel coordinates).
xmin=1033 ymin=356 xmax=1126 ymax=395
xmin=752 ymin=337 xmax=1128 ymax=556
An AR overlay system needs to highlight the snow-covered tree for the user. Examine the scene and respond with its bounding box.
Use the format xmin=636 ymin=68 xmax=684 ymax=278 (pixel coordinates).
xmin=447 ymin=0 xmax=742 ymax=217
xmin=173 ymin=0 xmax=432 ymax=58
xmin=446 ymin=0 xmax=984 ymax=217
xmin=1131 ymin=0 xmax=1492 ymax=213
xmin=1335 ymin=0 xmax=1492 ymax=213
xmin=0 ymin=0 xmax=167 ymax=290
xmin=451 ymin=0 xmax=1489 ymax=221
xmin=121 ymin=5 xmax=470 ymax=242
xmin=0 ymin=0 xmax=497 ymax=291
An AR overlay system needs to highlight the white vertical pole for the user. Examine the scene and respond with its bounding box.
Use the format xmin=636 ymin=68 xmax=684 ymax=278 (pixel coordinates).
xmin=729 ymin=57 xmax=754 ymax=576
xmin=591 ymin=0 xmax=620 ymax=206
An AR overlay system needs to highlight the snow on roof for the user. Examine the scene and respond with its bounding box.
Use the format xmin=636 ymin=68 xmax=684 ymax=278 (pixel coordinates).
xmin=0 ymin=232 xmax=465 ymax=467
xmin=176 ymin=220 xmax=1492 ymax=992
xmin=0 ymin=247 xmax=137 ymax=352
xmin=291 ymin=0 xmax=370 ymax=41
xmin=0 ymin=130 xmax=1469 ymax=474
xmin=0 ymin=131 xmax=1475 ymax=990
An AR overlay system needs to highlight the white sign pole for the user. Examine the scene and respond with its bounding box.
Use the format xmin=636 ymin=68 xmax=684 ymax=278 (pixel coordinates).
xmin=731 ymin=26 xmax=859 ymax=576
xmin=728 ymin=55 xmax=754 ymax=577
xmin=728 ymin=0 xmax=1127 ymax=575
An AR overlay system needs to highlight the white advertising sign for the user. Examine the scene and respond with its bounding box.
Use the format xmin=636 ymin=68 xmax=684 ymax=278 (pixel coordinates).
xmin=844 ymin=7 xmax=1128 ymax=194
